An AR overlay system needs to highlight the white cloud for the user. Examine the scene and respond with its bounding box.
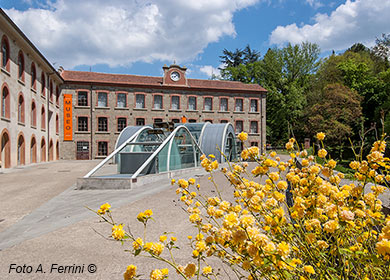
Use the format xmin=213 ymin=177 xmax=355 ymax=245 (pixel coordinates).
xmin=5 ymin=0 xmax=260 ymax=69
xmin=305 ymin=0 xmax=323 ymax=9
xmin=199 ymin=65 xmax=222 ymax=78
xmin=270 ymin=0 xmax=390 ymax=51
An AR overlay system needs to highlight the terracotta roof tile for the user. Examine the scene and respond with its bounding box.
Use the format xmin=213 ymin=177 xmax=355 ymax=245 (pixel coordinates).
xmin=61 ymin=70 xmax=266 ymax=93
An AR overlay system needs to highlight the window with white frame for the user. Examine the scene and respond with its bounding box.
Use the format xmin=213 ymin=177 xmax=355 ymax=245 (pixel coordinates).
xmin=171 ymin=96 xmax=180 ymax=110
xmin=204 ymin=97 xmax=212 ymax=111
xmin=235 ymin=120 xmax=243 ymax=133
xmin=153 ymin=95 xmax=163 ymax=109
xmin=97 ymin=92 xmax=108 ymax=107
xmin=250 ymin=99 xmax=258 ymax=112
xmin=235 ymin=99 xmax=243 ymax=112
xmin=136 ymin=94 xmax=145 ymax=109
xmin=117 ymin=93 xmax=127 ymax=108
xmin=250 ymin=121 xmax=258 ymax=133
xmin=188 ymin=96 xmax=196 ymax=110
xmin=220 ymin=98 xmax=228 ymax=111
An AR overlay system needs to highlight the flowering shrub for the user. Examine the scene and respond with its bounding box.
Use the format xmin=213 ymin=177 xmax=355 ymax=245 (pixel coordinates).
xmin=95 ymin=132 xmax=390 ymax=279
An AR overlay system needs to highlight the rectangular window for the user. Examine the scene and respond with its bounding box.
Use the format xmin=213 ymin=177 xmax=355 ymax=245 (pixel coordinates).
xmin=136 ymin=118 xmax=145 ymax=126
xmin=172 ymin=118 xmax=180 ymax=123
xmin=221 ymin=120 xmax=228 ymax=123
xmin=220 ymin=98 xmax=228 ymax=111
xmin=97 ymin=92 xmax=108 ymax=107
xmin=205 ymin=119 xmax=213 ymax=123
xmin=250 ymin=99 xmax=258 ymax=112
xmin=189 ymin=119 xmax=197 ymax=123
xmin=250 ymin=121 xmax=258 ymax=133
xmin=77 ymin=91 xmax=88 ymax=106
xmin=204 ymin=97 xmax=213 ymax=111
xmin=77 ymin=141 xmax=89 ymax=152
xmin=250 ymin=142 xmax=258 ymax=147
xmin=98 ymin=117 xmax=108 ymax=131
xmin=78 ymin=117 xmax=88 ymax=131
xmin=153 ymin=95 xmax=163 ymax=109
xmin=154 ymin=118 xmax=163 ymax=123
xmin=117 ymin=117 xmax=127 ymax=132
xmin=136 ymin=94 xmax=145 ymax=109
xmin=98 ymin=142 xmax=108 ymax=156
xmin=235 ymin=99 xmax=243 ymax=112
xmin=171 ymin=96 xmax=180 ymax=110
xmin=235 ymin=120 xmax=243 ymax=133
xmin=188 ymin=96 xmax=197 ymax=110
xmin=117 ymin=93 xmax=127 ymax=108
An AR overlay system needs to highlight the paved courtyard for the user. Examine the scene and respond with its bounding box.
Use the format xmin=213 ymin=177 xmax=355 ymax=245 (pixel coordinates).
xmin=0 ymin=159 xmax=240 ymax=279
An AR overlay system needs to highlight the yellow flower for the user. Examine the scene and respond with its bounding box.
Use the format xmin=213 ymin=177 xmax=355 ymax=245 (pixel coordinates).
xmin=161 ymin=268 xmax=169 ymax=276
xmin=150 ymin=269 xmax=164 ymax=280
xmin=238 ymin=131 xmax=248 ymax=141
xmin=150 ymin=242 xmax=164 ymax=256
xmin=270 ymin=151 xmax=277 ymax=157
xmin=277 ymin=241 xmax=290 ymax=257
xmin=211 ymin=160 xmax=219 ymax=170
xmin=196 ymin=240 xmax=207 ymax=252
xmin=159 ymin=235 xmax=167 ymax=242
xmin=318 ymin=149 xmax=327 ymax=158
xmin=328 ymin=159 xmax=337 ymax=169
xmin=202 ymin=266 xmax=212 ymax=275
xmin=171 ymin=236 xmax=177 ymax=242
xmin=178 ymin=179 xmax=189 ymax=189
xmin=189 ymin=213 xmax=202 ymax=223
xmin=323 ymin=220 xmax=339 ymax=233
xmin=192 ymin=249 xmax=199 ymax=257
xmin=188 ymin=178 xmax=196 ymax=185
xmin=316 ymin=132 xmax=325 ymax=141
xmin=304 ymin=265 xmax=315 ymax=274
xmin=98 ymin=203 xmax=111 ymax=215
xmin=144 ymin=209 xmax=153 ymax=217
xmin=171 ymin=179 xmax=176 ymax=185
xmin=133 ymin=237 xmax=144 ymax=250
xmin=137 ymin=212 xmax=146 ymax=222
xmin=123 ymin=265 xmax=137 ymax=280
xmin=223 ymin=212 xmax=239 ymax=228
xmin=376 ymin=239 xmax=390 ymax=256
xmin=112 ymin=224 xmax=125 ymax=240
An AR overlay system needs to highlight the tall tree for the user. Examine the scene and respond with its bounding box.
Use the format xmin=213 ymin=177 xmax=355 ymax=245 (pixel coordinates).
xmin=372 ymin=33 xmax=390 ymax=63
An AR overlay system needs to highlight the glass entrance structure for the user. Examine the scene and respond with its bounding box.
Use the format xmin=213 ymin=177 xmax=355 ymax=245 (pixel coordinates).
xmin=84 ymin=122 xmax=238 ymax=179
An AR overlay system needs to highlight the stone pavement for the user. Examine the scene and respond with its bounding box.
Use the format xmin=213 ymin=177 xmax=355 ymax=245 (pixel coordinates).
xmin=0 ymin=159 xmax=229 ymax=279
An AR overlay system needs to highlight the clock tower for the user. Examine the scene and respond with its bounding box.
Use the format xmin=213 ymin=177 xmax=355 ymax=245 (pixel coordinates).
xmin=162 ymin=64 xmax=188 ymax=86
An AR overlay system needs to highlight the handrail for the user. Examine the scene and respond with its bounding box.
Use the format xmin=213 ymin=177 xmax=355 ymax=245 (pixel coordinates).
xmin=131 ymin=125 xmax=203 ymax=179
xmin=84 ymin=126 xmax=152 ymax=178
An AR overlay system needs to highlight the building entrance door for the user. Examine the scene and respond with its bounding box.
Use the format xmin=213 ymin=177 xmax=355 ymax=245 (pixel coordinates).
xmin=76 ymin=141 xmax=90 ymax=160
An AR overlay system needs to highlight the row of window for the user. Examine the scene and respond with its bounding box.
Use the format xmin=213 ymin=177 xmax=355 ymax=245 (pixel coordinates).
xmin=77 ymin=117 xmax=260 ymax=134
xmin=1 ymin=85 xmax=59 ymax=133
xmin=77 ymin=91 xmax=260 ymax=113
xmin=1 ymin=35 xmax=60 ymax=104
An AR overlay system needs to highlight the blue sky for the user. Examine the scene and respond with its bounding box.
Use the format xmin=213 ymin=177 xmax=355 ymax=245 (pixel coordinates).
xmin=1 ymin=0 xmax=390 ymax=79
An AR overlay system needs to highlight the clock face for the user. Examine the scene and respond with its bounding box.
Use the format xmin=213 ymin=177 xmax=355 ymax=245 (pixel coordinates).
xmin=170 ymin=71 xmax=180 ymax=81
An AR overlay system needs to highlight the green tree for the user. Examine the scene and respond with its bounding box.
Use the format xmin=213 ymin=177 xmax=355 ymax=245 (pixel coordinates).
xmin=306 ymin=83 xmax=363 ymax=158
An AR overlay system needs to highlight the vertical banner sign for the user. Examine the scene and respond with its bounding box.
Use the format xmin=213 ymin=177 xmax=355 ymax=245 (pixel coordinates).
xmin=63 ymin=94 xmax=73 ymax=141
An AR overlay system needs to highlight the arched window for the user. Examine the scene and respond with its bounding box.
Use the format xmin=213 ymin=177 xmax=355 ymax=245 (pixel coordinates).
xmin=41 ymin=106 xmax=46 ymax=130
xmin=17 ymin=133 xmax=25 ymax=165
xmin=18 ymin=93 xmax=25 ymax=123
xmin=49 ymin=139 xmax=53 ymax=161
xmin=18 ymin=50 xmax=25 ymax=81
xmin=31 ymin=63 xmax=37 ymax=89
xmin=1 ymin=129 xmax=11 ymax=168
xmin=1 ymin=35 xmax=10 ymax=71
xmin=40 ymin=137 xmax=46 ymax=162
xmin=56 ymin=114 xmax=59 ymax=134
xmin=49 ymin=80 xmax=53 ymax=101
xmin=56 ymin=86 xmax=59 ymax=105
xmin=1 ymin=84 xmax=10 ymax=119
xmin=30 ymin=136 xmax=37 ymax=163
xmin=31 ymin=100 xmax=37 ymax=127
xmin=41 ymin=72 xmax=46 ymax=96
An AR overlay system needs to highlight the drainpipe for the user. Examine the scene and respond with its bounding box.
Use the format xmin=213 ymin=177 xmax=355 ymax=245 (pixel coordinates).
xmin=90 ymin=83 xmax=93 ymax=160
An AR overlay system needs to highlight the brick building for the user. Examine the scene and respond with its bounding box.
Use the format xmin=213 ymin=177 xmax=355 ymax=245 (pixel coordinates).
xmin=0 ymin=9 xmax=63 ymax=168
xmin=59 ymin=65 xmax=266 ymax=160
